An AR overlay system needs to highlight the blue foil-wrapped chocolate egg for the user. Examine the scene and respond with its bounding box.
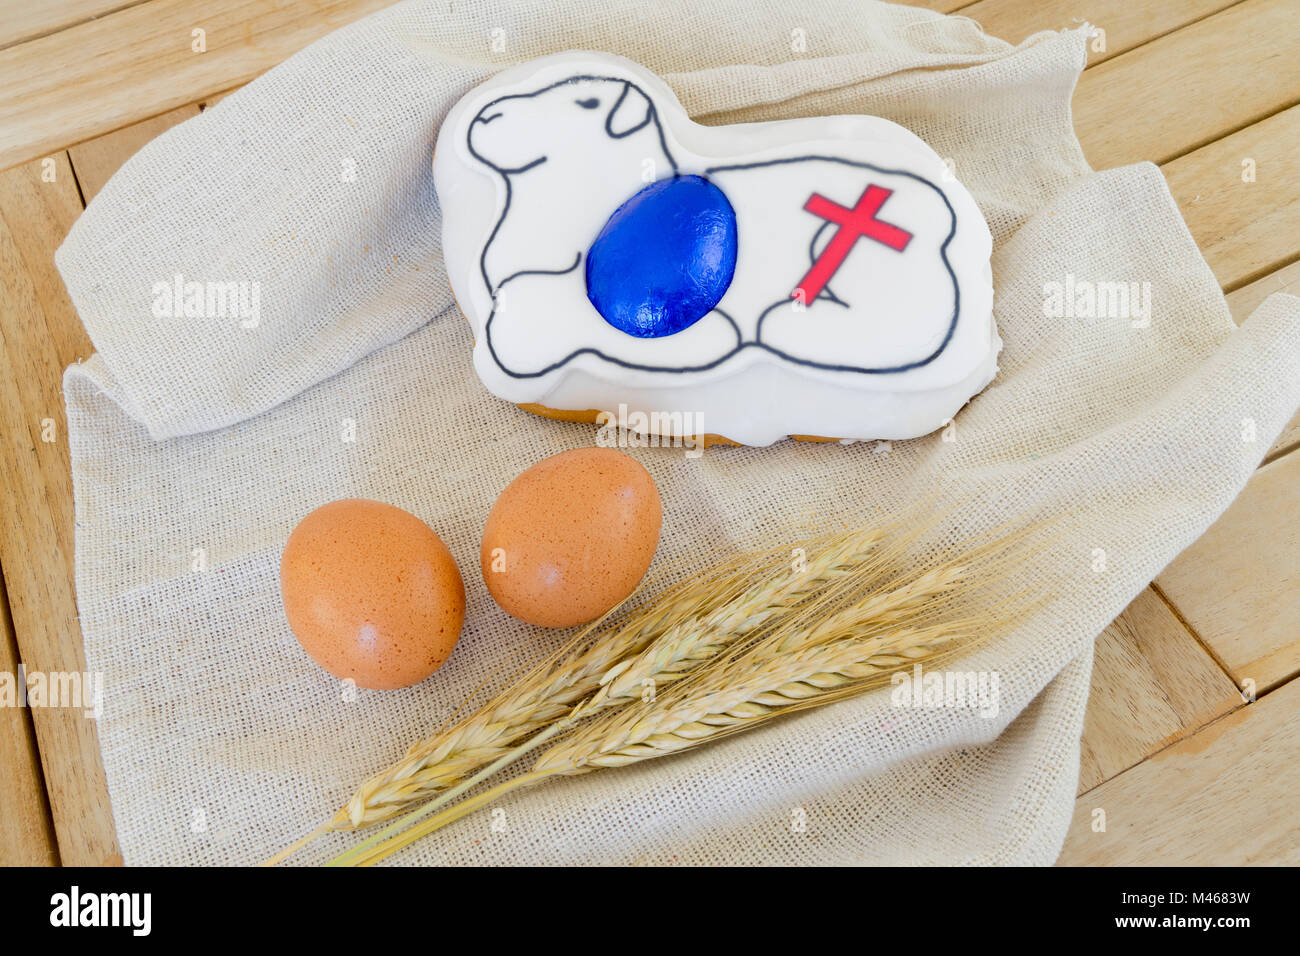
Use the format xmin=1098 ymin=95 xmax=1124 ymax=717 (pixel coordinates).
xmin=585 ymin=175 xmax=738 ymax=338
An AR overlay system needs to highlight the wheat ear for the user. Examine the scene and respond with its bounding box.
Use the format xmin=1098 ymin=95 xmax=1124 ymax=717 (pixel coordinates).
xmin=333 ymin=528 xmax=880 ymax=829
xmin=339 ymin=616 xmax=975 ymax=866
xmin=336 ymin=556 xmax=987 ymax=864
xmin=582 ymin=528 xmax=884 ymax=711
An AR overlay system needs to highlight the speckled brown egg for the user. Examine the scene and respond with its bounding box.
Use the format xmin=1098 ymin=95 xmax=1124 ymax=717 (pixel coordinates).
xmin=280 ymin=499 xmax=465 ymax=689
xmin=481 ymin=447 xmax=662 ymax=628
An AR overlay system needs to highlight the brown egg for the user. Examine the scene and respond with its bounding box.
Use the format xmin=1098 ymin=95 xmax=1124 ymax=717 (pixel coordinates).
xmin=481 ymin=448 xmax=662 ymax=628
xmin=280 ymin=499 xmax=465 ymax=689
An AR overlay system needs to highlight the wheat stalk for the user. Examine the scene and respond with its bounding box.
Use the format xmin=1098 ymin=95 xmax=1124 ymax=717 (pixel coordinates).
xmin=333 ymin=553 xmax=1002 ymax=865
xmin=329 ymin=527 xmax=882 ymax=830
xmin=339 ymin=613 xmax=980 ymax=866
xmin=328 ymin=565 xmax=976 ymax=865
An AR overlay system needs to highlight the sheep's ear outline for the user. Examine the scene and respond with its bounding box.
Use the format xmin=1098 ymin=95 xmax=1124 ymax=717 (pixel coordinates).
xmin=605 ymin=81 xmax=653 ymax=138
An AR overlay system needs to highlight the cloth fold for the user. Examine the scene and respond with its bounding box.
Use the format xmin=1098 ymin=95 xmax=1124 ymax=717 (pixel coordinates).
xmin=57 ymin=0 xmax=1300 ymax=865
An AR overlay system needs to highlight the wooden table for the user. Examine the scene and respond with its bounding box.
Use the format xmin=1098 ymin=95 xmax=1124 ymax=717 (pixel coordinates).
xmin=1 ymin=0 xmax=1296 ymax=866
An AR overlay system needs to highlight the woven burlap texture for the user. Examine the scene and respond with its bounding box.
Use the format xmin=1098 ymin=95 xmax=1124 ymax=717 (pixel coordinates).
xmin=56 ymin=0 xmax=1300 ymax=865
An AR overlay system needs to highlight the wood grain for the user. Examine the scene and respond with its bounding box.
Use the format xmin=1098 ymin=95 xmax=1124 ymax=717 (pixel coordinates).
xmin=1059 ymin=676 xmax=1300 ymax=865
xmin=69 ymin=103 xmax=200 ymax=203
xmin=0 ymin=0 xmax=397 ymax=172
xmin=1157 ymin=114 xmax=1300 ymax=461
xmin=1225 ymin=260 xmax=1300 ymax=461
xmin=1074 ymin=0 xmax=1300 ymax=170
xmin=1226 ymin=257 xmax=1300 ymax=323
xmin=0 ymin=152 xmax=118 ymax=865
xmin=1164 ymin=105 xmax=1300 ymax=292
xmin=1079 ymin=588 xmax=1240 ymax=793
xmin=0 ymin=571 xmax=59 ymax=864
xmin=0 ymin=0 xmax=1271 ymax=176
xmin=0 ymin=0 xmax=144 ymax=51
xmin=1155 ymin=453 xmax=1300 ymax=695
xmin=960 ymin=0 xmax=1236 ymax=65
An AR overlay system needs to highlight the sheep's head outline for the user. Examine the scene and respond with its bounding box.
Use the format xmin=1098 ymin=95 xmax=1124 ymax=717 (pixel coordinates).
xmin=466 ymin=75 xmax=677 ymax=176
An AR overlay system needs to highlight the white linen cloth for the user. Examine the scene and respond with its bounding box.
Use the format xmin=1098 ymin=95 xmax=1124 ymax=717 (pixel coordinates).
xmin=56 ymin=0 xmax=1300 ymax=865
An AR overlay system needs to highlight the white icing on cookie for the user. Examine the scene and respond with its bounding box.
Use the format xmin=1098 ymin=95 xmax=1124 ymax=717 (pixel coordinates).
xmin=434 ymin=51 xmax=999 ymax=446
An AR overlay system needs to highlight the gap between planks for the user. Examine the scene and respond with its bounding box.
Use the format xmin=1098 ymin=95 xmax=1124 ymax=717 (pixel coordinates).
xmin=0 ymin=151 xmax=118 ymax=866
xmin=1059 ymin=676 xmax=1300 ymax=865
xmin=0 ymin=1 xmax=155 ymax=53
xmin=2 ymin=0 xmax=1287 ymax=173
xmin=0 ymin=566 xmax=61 ymax=864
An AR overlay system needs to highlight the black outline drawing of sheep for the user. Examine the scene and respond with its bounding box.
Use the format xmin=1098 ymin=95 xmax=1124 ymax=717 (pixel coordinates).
xmin=465 ymin=74 xmax=962 ymax=381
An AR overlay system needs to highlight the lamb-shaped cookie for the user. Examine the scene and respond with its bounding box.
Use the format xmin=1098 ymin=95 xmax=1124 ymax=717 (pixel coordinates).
xmin=435 ymin=51 xmax=999 ymax=446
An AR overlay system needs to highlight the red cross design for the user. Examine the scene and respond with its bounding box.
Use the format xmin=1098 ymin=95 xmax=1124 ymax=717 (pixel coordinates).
xmin=791 ymin=184 xmax=912 ymax=304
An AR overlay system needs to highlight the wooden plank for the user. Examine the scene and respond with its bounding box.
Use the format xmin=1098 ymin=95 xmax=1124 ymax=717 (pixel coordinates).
xmin=1073 ymin=0 xmax=1300 ymax=170
xmin=1079 ymin=588 xmax=1240 ymax=793
xmin=1073 ymin=117 xmax=1300 ymax=792
xmin=69 ymin=103 xmax=200 ymax=203
xmin=0 ymin=0 xmax=144 ymax=51
xmin=1059 ymin=676 xmax=1300 ymax=864
xmin=1156 ymin=453 xmax=1300 ymax=694
xmin=0 ymin=570 xmax=60 ymax=865
xmin=1155 ymin=114 xmax=1300 ymax=460
xmin=0 ymin=152 xmax=120 ymax=865
xmin=0 ymin=0 xmax=398 ymax=172
xmin=960 ymin=0 xmax=1236 ymax=66
xmin=1225 ymin=260 xmax=1300 ymax=460
xmin=0 ymin=0 xmax=1288 ymax=177
xmin=1165 ymin=106 xmax=1300 ymax=292
xmin=1226 ymin=258 xmax=1300 ymax=323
